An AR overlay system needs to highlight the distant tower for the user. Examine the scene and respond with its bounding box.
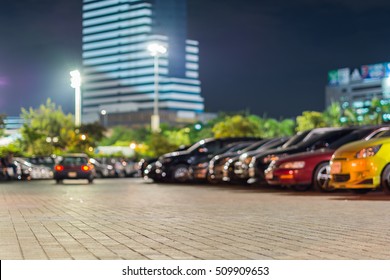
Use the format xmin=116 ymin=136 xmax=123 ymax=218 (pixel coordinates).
xmin=82 ymin=0 xmax=203 ymax=126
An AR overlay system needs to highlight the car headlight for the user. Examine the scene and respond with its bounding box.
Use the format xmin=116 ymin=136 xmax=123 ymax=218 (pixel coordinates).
xmin=355 ymin=145 xmax=382 ymax=158
xmin=279 ymin=161 xmax=306 ymax=169
xmin=243 ymin=156 xmax=253 ymax=165
xmin=263 ymin=155 xmax=279 ymax=164
xmin=239 ymin=153 xmax=248 ymax=161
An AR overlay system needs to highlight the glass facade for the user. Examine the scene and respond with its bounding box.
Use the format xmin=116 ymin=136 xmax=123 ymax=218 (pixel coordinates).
xmin=82 ymin=0 xmax=204 ymax=124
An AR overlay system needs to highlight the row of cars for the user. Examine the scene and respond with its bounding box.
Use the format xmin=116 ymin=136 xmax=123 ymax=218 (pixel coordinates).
xmin=0 ymin=155 xmax=138 ymax=182
xmin=143 ymin=125 xmax=390 ymax=194
xmin=0 ymin=156 xmax=54 ymax=181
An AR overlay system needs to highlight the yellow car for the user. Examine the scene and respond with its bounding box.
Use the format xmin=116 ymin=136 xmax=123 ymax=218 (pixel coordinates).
xmin=329 ymin=136 xmax=390 ymax=194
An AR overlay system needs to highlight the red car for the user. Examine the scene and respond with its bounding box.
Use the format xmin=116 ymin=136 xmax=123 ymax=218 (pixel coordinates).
xmin=264 ymin=126 xmax=389 ymax=191
xmin=54 ymin=154 xmax=96 ymax=184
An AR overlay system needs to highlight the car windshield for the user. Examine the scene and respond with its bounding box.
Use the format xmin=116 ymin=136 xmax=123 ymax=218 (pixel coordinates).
xmin=241 ymin=139 xmax=270 ymax=152
xmin=29 ymin=157 xmax=55 ymax=166
xmin=294 ymin=128 xmax=353 ymax=149
xmin=327 ymin=129 xmax=374 ymax=149
xmin=214 ymin=142 xmax=252 ymax=155
xmin=377 ymin=130 xmax=390 ymax=138
xmin=61 ymin=157 xmax=88 ymax=165
xmin=281 ymin=131 xmax=310 ymax=148
xmin=186 ymin=139 xmax=211 ymax=153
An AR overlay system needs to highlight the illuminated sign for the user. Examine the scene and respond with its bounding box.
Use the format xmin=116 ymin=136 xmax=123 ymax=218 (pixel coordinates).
xmin=328 ymin=62 xmax=390 ymax=85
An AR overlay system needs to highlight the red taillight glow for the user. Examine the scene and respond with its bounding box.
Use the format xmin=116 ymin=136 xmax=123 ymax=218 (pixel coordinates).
xmin=81 ymin=165 xmax=90 ymax=171
xmin=55 ymin=165 xmax=64 ymax=171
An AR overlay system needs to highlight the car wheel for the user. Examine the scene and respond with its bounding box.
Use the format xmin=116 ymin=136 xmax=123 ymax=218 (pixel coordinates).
xmin=172 ymin=164 xmax=191 ymax=183
xmin=380 ymin=164 xmax=390 ymax=194
xmin=206 ymin=172 xmax=218 ymax=184
xmin=313 ymin=162 xmax=334 ymax=192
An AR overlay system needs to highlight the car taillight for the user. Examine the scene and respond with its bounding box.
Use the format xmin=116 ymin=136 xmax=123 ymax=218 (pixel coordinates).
xmin=81 ymin=165 xmax=90 ymax=171
xmin=55 ymin=165 xmax=64 ymax=171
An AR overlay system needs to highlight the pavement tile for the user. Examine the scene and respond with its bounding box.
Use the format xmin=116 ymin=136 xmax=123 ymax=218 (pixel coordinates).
xmin=2 ymin=179 xmax=390 ymax=260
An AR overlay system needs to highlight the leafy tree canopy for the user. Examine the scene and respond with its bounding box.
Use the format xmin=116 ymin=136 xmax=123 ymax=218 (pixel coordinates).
xmin=20 ymin=99 xmax=74 ymax=155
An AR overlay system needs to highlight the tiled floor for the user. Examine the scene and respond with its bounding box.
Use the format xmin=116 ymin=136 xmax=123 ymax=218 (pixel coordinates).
xmin=1 ymin=178 xmax=390 ymax=260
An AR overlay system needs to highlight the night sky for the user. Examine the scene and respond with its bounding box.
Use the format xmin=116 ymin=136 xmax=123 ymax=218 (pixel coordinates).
xmin=1 ymin=0 xmax=390 ymax=119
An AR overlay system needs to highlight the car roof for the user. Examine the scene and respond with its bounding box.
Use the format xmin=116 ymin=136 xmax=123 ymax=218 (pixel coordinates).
xmin=62 ymin=153 xmax=89 ymax=158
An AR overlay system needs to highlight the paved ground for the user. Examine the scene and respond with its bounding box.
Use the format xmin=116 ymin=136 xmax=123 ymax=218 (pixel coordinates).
xmin=1 ymin=178 xmax=390 ymax=260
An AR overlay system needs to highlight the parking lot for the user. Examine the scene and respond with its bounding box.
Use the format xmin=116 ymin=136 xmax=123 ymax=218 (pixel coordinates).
xmin=1 ymin=178 xmax=390 ymax=260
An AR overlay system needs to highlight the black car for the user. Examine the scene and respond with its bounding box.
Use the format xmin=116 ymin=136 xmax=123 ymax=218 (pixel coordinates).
xmin=153 ymin=137 xmax=261 ymax=183
xmin=247 ymin=127 xmax=356 ymax=184
xmin=54 ymin=154 xmax=96 ymax=184
xmin=190 ymin=141 xmax=257 ymax=182
xmin=222 ymin=137 xmax=291 ymax=183
xmin=89 ymin=158 xmax=115 ymax=178
xmin=136 ymin=157 xmax=157 ymax=178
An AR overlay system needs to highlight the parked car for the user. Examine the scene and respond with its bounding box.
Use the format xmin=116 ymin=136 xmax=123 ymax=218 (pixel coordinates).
xmin=121 ymin=159 xmax=139 ymax=177
xmin=265 ymin=126 xmax=390 ymax=191
xmin=222 ymin=128 xmax=330 ymax=184
xmin=28 ymin=156 xmax=57 ymax=169
xmin=53 ymin=154 xmax=96 ymax=184
xmin=143 ymin=161 xmax=159 ymax=180
xmin=330 ymin=129 xmax=390 ymax=194
xmin=14 ymin=157 xmax=53 ymax=180
xmin=247 ymin=127 xmax=356 ymax=185
xmin=135 ymin=145 xmax=190 ymax=179
xmin=135 ymin=157 xmax=158 ymax=178
xmin=190 ymin=141 xmax=257 ymax=182
xmin=89 ymin=158 xmax=115 ymax=178
xmin=228 ymin=137 xmax=291 ymax=183
xmin=221 ymin=137 xmax=289 ymax=183
xmin=152 ymin=137 xmax=261 ymax=183
xmin=0 ymin=157 xmax=17 ymax=180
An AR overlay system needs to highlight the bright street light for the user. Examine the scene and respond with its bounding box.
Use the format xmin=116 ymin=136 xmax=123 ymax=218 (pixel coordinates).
xmin=70 ymin=70 xmax=82 ymax=127
xmin=147 ymin=43 xmax=167 ymax=133
xmin=100 ymin=109 xmax=108 ymax=127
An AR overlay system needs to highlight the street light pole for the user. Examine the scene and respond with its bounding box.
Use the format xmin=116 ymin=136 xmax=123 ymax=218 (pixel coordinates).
xmin=101 ymin=109 xmax=108 ymax=127
xmin=70 ymin=70 xmax=82 ymax=127
xmin=153 ymin=54 xmax=159 ymax=124
xmin=147 ymin=43 xmax=167 ymax=133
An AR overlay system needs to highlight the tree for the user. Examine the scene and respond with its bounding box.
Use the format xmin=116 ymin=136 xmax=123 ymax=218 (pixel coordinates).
xmin=146 ymin=133 xmax=178 ymax=157
xmin=278 ymin=119 xmax=296 ymax=136
xmin=365 ymin=98 xmax=383 ymax=125
xmin=165 ymin=128 xmax=192 ymax=147
xmin=296 ymin=111 xmax=327 ymax=132
xmin=20 ymin=99 xmax=74 ymax=155
xmin=340 ymin=98 xmax=388 ymax=126
xmin=323 ymin=102 xmax=342 ymax=127
xmin=212 ymin=115 xmax=260 ymax=138
xmin=78 ymin=122 xmax=106 ymax=147
xmin=99 ymin=126 xmax=149 ymax=146
xmin=0 ymin=114 xmax=5 ymax=137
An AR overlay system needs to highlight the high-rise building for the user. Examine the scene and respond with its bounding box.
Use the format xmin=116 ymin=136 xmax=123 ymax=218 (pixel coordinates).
xmin=325 ymin=62 xmax=390 ymax=121
xmin=82 ymin=0 xmax=204 ymax=126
